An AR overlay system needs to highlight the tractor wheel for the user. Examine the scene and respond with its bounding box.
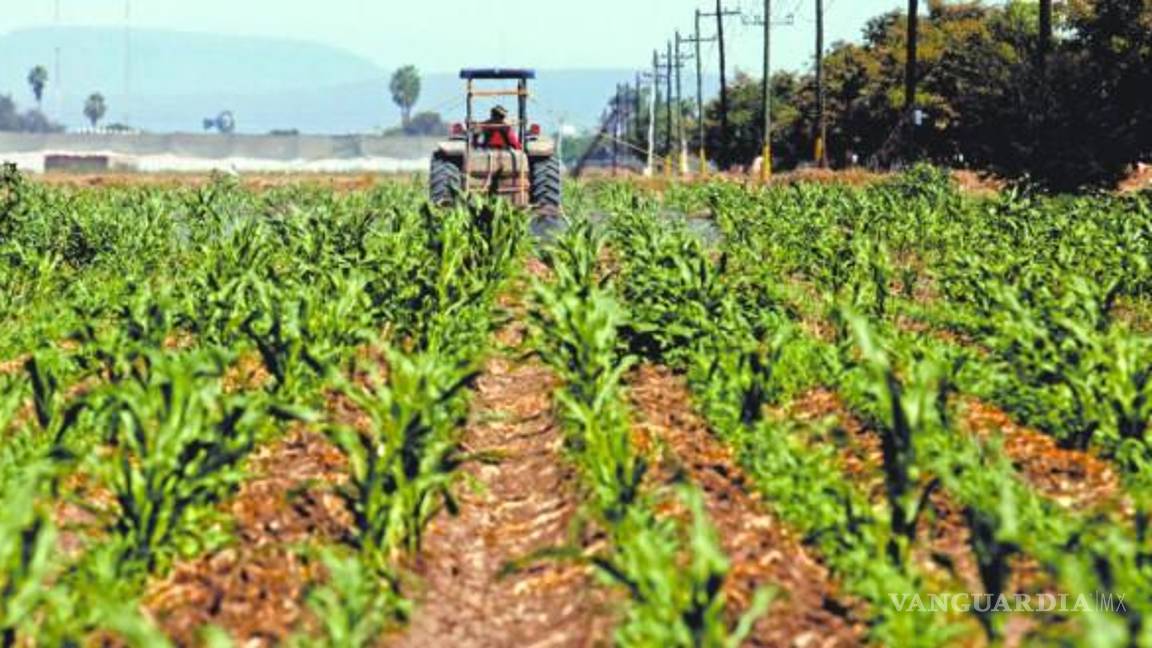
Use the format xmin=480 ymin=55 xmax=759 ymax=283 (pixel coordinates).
xmin=530 ymin=156 xmax=563 ymax=210
xmin=430 ymin=154 xmax=463 ymax=205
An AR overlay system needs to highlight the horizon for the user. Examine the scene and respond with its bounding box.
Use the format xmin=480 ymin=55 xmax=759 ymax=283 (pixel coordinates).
xmin=2 ymin=1 xmax=921 ymax=76
xmin=0 ymin=1 xmax=1009 ymax=134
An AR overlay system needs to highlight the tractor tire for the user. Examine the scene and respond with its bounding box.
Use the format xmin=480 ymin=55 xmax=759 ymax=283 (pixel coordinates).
xmin=530 ymin=156 xmax=563 ymax=211
xmin=430 ymin=154 xmax=463 ymax=205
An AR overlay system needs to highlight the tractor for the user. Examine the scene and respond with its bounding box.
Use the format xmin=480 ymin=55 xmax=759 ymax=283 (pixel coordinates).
xmin=429 ymin=69 xmax=561 ymax=212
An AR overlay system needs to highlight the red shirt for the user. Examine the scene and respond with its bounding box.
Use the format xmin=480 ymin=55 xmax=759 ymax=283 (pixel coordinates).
xmin=485 ymin=125 xmax=522 ymax=150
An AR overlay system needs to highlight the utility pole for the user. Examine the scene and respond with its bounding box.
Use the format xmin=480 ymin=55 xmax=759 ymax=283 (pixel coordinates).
xmin=744 ymin=4 xmax=793 ymax=181
xmin=634 ymin=72 xmax=643 ymax=143
xmin=761 ymin=0 xmax=771 ymax=181
xmin=687 ymin=10 xmax=718 ymax=175
xmin=715 ymin=0 xmax=730 ymax=169
xmin=815 ymin=0 xmax=828 ymax=167
xmin=647 ymin=51 xmax=660 ymax=176
xmin=702 ymin=1 xmax=741 ymax=169
xmin=664 ymin=40 xmax=674 ymax=175
xmin=1039 ymin=0 xmax=1053 ymax=59
xmin=674 ymin=31 xmax=694 ymax=176
xmin=613 ymin=83 xmax=621 ymax=177
xmin=904 ymin=0 xmax=919 ymax=162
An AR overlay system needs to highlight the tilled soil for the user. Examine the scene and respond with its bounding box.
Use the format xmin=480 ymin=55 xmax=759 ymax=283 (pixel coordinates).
xmin=392 ymin=355 xmax=615 ymax=648
xmin=892 ymin=311 xmax=1127 ymax=513
xmin=144 ymin=429 xmax=352 ymax=645
xmin=782 ymin=388 xmax=1073 ymax=645
xmin=628 ymin=365 xmax=866 ymax=648
xmin=960 ymin=398 xmax=1126 ymax=513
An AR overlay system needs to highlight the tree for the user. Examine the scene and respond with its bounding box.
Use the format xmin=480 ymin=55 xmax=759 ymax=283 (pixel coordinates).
xmin=403 ymin=111 xmax=446 ymax=136
xmin=389 ymin=65 xmax=421 ymax=128
xmin=27 ymin=66 xmax=48 ymax=109
xmin=0 ymin=96 xmax=25 ymax=132
xmin=0 ymin=95 xmax=62 ymax=133
xmin=701 ymin=71 xmax=804 ymax=170
xmin=687 ymin=0 xmax=1150 ymax=188
xmin=84 ymin=93 xmax=107 ymax=128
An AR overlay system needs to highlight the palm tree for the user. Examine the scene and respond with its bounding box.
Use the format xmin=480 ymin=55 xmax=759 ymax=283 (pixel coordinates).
xmin=389 ymin=65 xmax=421 ymax=128
xmin=84 ymin=93 xmax=107 ymax=128
xmin=27 ymin=66 xmax=48 ymax=109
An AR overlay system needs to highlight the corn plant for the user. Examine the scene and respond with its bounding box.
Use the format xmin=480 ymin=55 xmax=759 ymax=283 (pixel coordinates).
xmin=531 ymin=220 xmax=646 ymax=521
xmin=293 ymin=548 xmax=407 ymax=647
xmin=609 ymin=209 xmax=741 ymax=368
xmin=848 ymin=315 xmax=951 ymax=565
xmin=326 ymin=351 xmax=476 ymax=558
xmin=694 ymin=328 xmax=794 ymax=430
xmin=601 ymin=490 xmax=771 ymax=648
xmin=966 ymin=272 xmax=1152 ymax=463
xmin=241 ymin=274 xmax=375 ymax=397
xmin=0 ymin=465 xmax=56 ymax=646
xmin=182 ymin=219 xmax=275 ymax=346
xmin=87 ymin=349 xmax=271 ymax=571
xmin=67 ymin=283 xmax=185 ymax=383
xmin=1103 ymin=333 xmax=1152 ymax=472
xmin=532 ymin=213 xmax=773 ymax=647
xmin=535 ymin=283 xmax=645 ymax=522
xmin=25 ymin=353 xmax=64 ymax=434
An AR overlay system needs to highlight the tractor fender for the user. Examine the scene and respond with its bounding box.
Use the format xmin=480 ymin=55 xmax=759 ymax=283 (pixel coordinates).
xmin=437 ymin=139 xmax=555 ymax=159
xmin=526 ymin=138 xmax=556 ymax=158
xmin=435 ymin=140 xmax=467 ymax=158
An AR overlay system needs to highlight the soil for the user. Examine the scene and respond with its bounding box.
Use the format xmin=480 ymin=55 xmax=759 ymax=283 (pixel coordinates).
xmin=1120 ymin=163 xmax=1152 ymax=193
xmin=144 ymin=429 xmax=352 ymax=646
xmin=391 ymin=354 xmax=615 ymax=648
xmin=628 ymin=365 xmax=866 ymax=647
xmin=781 ymin=389 xmax=1072 ymax=645
xmin=34 ymin=172 xmax=405 ymax=192
xmin=959 ymin=398 xmax=1126 ymax=513
xmin=780 ymin=388 xmax=985 ymax=597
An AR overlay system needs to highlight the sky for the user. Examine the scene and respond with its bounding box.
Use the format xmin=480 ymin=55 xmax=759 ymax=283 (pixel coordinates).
xmin=3 ymin=0 xmax=915 ymax=75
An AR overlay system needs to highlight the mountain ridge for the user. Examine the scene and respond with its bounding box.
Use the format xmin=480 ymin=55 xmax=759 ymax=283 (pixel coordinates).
xmin=0 ymin=27 xmax=708 ymax=134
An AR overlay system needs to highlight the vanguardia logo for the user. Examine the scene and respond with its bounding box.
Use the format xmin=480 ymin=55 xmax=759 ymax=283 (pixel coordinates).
xmin=889 ymin=592 xmax=1128 ymax=614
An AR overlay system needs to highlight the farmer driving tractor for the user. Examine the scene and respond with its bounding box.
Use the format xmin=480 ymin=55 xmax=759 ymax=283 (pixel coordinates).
xmin=479 ymin=105 xmax=522 ymax=150
xmin=429 ymin=69 xmax=560 ymax=211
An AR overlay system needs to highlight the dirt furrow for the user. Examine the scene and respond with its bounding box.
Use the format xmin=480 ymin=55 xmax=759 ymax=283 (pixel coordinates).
xmin=144 ymin=429 xmax=352 ymax=645
xmin=959 ymin=398 xmax=1127 ymax=513
xmin=393 ymin=355 xmax=614 ymax=648
xmin=629 ymin=365 xmax=865 ymax=647
xmin=780 ymin=389 xmax=1064 ymax=644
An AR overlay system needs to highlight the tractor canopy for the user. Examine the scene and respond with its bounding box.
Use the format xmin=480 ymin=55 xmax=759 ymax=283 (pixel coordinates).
xmin=460 ymin=69 xmax=537 ymax=80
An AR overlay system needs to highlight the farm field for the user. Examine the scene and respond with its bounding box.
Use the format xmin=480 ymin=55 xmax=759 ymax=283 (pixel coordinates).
xmin=1 ymin=164 xmax=1151 ymax=647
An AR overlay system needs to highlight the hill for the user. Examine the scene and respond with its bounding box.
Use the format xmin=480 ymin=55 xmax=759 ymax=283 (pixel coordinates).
xmin=0 ymin=28 xmax=686 ymax=134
